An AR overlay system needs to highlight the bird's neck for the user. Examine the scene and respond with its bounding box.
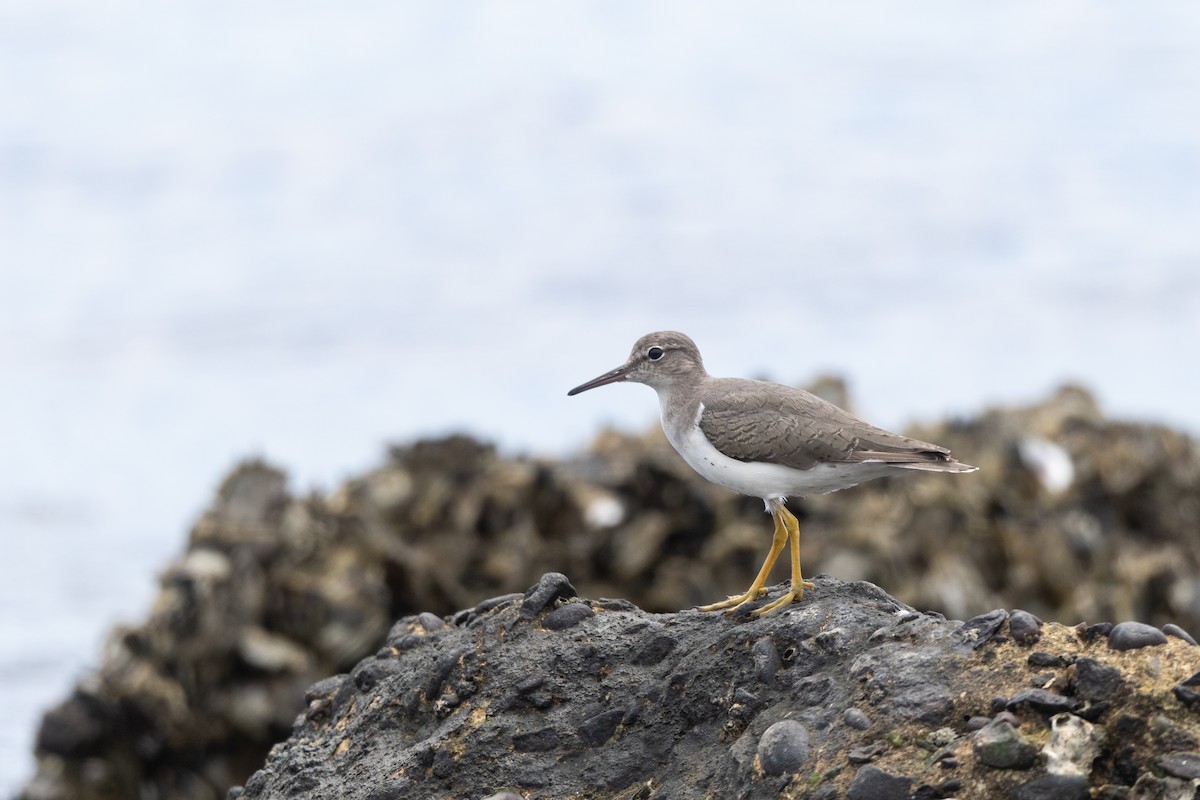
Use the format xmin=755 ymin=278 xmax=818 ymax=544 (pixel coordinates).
xmin=652 ymin=373 xmax=707 ymax=435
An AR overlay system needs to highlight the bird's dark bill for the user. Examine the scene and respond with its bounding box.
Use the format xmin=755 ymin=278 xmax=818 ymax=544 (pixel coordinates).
xmin=567 ymin=365 xmax=630 ymax=396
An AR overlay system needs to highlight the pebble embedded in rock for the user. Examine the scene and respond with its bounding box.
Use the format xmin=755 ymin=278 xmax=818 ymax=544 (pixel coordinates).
xmin=847 ymin=742 xmax=886 ymax=764
xmin=469 ymin=593 xmax=524 ymax=619
xmin=512 ymin=727 xmax=560 ymax=753
xmin=1077 ymin=622 xmax=1114 ymax=643
xmin=1027 ymin=651 xmax=1071 ymax=668
xmin=1011 ymin=774 xmax=1090 ymax=800
xmin=752 ymin=637 xmax=782 ymax=684
xmin=1176 ymin=686 xmax=1200 ymax=709
xmin=631 ymin=634 xmax=675 ymax=666
xmin=304 ymin=675 xmax=349 ymax=705
xmin=1158 ymin=751 xmax=1200 ymax=780
xmin=846 ymin=764 xmax=913 ymax=800
xmin=519 ymin=573 xmax=578 ymax=619
xmin=576 ymin=709 xmax=625 ymax=748
xmin=390 ymin=634 xmax=425 ymax=652
xmin=542 ymin=602 xmax=595 ymax=631
xmin=729 ymin=687 xmax=764 ymax=724
xmin=843 ymin=708 xmax=871 ymax=730
xmin=959 ymin=609 xmax=1008 ymax=649
xmin=1007 ymin=688 xmax=1077 ymax=716
xmin=431 ymin=748 xmax=454 ymax=779
xmin=1072 ymin=658 xmax=1123 ymax=704
xmin=1163 ymin=624 xmax=1198 ymax=645
xmin=756 ymin=719 xmax=810 ymax=776
xmin=972 ymin=719 xmax=1037 ymax=770
xmin=1009 ymin=610 xmax=1043 ymax=645
xmin=1107 ymin=621 xmax=1168 ymax=651
xmin=417 ymin=612 xmax=445 ymax=632
xmin=352 ymin=658 xmax=402 ymax=692
xmin=893 ymin=682 xmax=954 ymax=725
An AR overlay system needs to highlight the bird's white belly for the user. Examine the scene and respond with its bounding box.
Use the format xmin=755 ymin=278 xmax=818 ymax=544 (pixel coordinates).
xmin=662 ymin=405 xmax=895 ymax=499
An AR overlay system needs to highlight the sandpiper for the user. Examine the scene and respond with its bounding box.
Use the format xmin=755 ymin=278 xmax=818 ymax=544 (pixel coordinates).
xmin=568 ymin=331 xmax=977 ymax=616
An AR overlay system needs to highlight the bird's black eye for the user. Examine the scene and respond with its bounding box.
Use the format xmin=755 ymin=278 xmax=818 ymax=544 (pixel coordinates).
xmin=647 ymin=346 xmax=664 ymax=361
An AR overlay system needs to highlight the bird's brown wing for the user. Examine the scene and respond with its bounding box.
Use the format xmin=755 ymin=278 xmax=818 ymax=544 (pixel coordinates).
xmin=697 ymin=378 xmax=957 ymax=472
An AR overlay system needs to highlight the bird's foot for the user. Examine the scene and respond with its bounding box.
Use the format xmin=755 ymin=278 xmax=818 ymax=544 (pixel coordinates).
xmin=696 ymin=586 xmax=768 ymax=614
xmin=751 ymin=580 xmax=816 ymax=617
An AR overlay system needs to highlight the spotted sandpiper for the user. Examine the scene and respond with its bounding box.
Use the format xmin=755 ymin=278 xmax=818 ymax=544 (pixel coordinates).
xmin=568 ymin=331 xmax=977 ymax=616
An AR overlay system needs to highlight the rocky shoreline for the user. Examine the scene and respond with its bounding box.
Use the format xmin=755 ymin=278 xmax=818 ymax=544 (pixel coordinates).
xmin=15 ymin=384 xmax=1200 ymax=799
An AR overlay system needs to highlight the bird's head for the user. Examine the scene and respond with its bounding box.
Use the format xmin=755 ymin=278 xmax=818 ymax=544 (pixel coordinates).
xmin=568 ymin=331 xmax=706 ymax=395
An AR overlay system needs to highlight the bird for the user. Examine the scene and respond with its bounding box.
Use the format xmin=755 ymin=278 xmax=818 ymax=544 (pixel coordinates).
xmin=567 ymin=331 xmax=977 ymax=616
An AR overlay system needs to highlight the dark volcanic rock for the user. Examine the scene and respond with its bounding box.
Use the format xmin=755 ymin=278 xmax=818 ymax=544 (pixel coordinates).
xmin=1008 ymin=610 xmax=1043 ymax=645
xmin=1011 ymin=774 xmax=1090 ymax=800
xmin=1007 ymin=688 xmax=1078 ymax=716
xmin=959 ymin=609 xmax=1008 ymax=648
xmin=222 ymin=575 xmax=1199 ymax=800
xmin=972 ymin=719 xmax=1038 ymax=769
xmin=756 ymin=719 xmax=810 ymax=776
xmin=1162 ymin=623 xmax=1198 ymax=645
xmin=236 ymin=576 xmax=959 ymax=799
xmin=846 ymin=765 xmax=913 ymax=800
xmin=1158 ymin=751 xmax=1200 ymax=779
xmin=1107 ymin=621 xmax=1169 ymax=651
xmin=1072 ymin=657 xmax=1124 ymax=703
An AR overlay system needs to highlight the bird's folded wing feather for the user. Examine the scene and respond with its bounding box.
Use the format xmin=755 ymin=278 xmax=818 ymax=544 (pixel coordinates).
xmin=697 ymin=379 xmax=953 ymax=472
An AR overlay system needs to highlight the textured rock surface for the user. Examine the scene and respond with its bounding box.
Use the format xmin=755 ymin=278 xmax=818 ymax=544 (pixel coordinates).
xmin=17 ymin=385 xmax=1200 ymax=799
xmin=225 ymin=578 xmax=1199 ymax=799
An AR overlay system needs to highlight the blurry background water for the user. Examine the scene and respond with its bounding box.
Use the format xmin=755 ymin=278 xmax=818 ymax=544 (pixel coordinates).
xmin=3 ymin=1 xmax=1200 ymax=791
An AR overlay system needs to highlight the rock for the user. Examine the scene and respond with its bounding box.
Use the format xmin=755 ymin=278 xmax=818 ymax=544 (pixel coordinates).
xmin=541 ymin=602 xmax=595 ymax=630
xmin=756 ymin=719 xmax=810 ymax=776
xmin=973 ymin=719 xmax=1038 ymax=769
xmin=1175 ymin=686 xmax=1200 ymax=710
xmin=512 ymin=727 xmax=560 ymax=753
xmin=1027 ymin=651 xmax=1072 ymax=667
xmin=843 ymin=707 xmax=872 ymax=730
xmin=846 ymin=765 xmax=913 ymax=800
xmin=847 ymin=742 xmax=887 ymax=764
xmin=1007 ymin=688 xmax=1078 ymax=716
xmin=752 ymin=636 xmax=782 ymax=684
xmin=959 ymin=609 xmax=1009 ymax=649
xmin=1079 ymin=622 xmax=1115 ymax=643
xmin=1163 ymin=624 xmax=1198 ymax=645
xmin=1158 ymin=751 xmax=1200 ymax=780
xmin=1108 ymin=621 xmax=1169 ymax=651
xmin=519 ymin=572 xmax=577 ymax=618
xmin=1072 ymin=658 xmax=1124 ymax=703
xmin=1011 ymin=774 xmax=1090 ymax=800
xmin=1009 ymin=610 xmax=1043 ymax=645
xmin=1043 ymin=713 xmax=1100 ymax=777
xmin=210 ymin=574 xmax=1200 ymax=799
xmin=577 ymin=709 xmax=625 ymax=747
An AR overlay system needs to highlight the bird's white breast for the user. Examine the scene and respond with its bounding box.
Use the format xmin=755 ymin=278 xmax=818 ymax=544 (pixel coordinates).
xmin=661 ymin=401 xmax=896 ymax=500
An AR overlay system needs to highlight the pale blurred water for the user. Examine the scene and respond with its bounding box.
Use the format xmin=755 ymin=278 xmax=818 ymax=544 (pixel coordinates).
xmin=3 ymin=2 xmax=1200 ymax=792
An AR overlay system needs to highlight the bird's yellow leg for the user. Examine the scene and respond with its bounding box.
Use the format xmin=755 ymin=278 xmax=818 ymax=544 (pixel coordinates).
xmin=753 ymin=504 xmax=816 ymax=616
xmin=697 ymin=504 xmax=789 ymax=613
